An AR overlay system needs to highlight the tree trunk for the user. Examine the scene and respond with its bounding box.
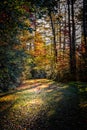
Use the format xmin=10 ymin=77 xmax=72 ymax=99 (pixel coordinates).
xmin=71 ymin=0 xmax=76 ymax=80
xmin=67 ymin=0 xmax=76 ymax=80
xmin=49 ymin=12 xmax=57 ymax=63
xmin=83 ymin=0 xmax=87 ymax=50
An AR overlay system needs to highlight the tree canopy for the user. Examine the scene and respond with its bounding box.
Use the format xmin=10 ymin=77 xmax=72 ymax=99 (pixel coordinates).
xmin=0 ymin=0 xmax=87 ymax=91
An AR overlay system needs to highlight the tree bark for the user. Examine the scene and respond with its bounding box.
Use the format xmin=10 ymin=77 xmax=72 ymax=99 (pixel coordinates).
xmin=49 ymin=12 xmax=57 ymax=63
xmin=67 ymin=0 xmax=76 ymax=80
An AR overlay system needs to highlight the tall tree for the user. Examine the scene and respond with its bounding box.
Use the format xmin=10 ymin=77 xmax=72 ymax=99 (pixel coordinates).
xmin=49 ymin=11 xmax=58 ymax=63
xmin=67 ymin=0 xmax=76 ymax=80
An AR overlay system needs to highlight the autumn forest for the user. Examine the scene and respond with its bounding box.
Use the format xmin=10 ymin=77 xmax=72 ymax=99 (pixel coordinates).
xmin=0 ymin=0 xmax=87 ymax=130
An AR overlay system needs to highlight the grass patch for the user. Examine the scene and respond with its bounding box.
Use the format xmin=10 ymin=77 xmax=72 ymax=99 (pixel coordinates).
xmin=0 ymin=79 xmax=87 ymax=130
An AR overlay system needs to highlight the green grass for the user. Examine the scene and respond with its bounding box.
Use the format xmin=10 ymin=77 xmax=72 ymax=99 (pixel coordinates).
xmin=0 ymin=79 xmax=87 ymax=130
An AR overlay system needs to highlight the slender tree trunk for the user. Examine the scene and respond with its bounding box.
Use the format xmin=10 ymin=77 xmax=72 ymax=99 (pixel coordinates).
xmin=71 ymin=0 xmax=76 ymax=80
xmin=63 ymin=5 xmax=67 ymax=59
xmin=67 ymin=0 xmax=76 ymax=80
xmin=67 ymin=0 xmax=72 ymax=73
xmin=58 ymin=1 xmax=62 ymax=50
xmin=49 ymin=12 xmax=57 ymax=63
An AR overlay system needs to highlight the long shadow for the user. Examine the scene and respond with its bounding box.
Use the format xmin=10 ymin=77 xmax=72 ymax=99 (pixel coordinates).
xmin=74 ymin=82 xmax=87 ymax=129
xmin=44 ymin=82 xmax=87 ymax=130
xmin=0 ymin=81 xmax=87 ymax=130
xmin=0 ymin=82 xmax=43 ymax=119
xmin=0 ymin=83 xmax=43 ymax=98
xmin=0 ymin=79 xmax=51 ymax=98
xmin=47 ymin=85 xmax=80 ymax=130
xmin=0 ymin=80 xmax=51 ymax=117
xmin=24 ymin=83 xmax=87 ymax=130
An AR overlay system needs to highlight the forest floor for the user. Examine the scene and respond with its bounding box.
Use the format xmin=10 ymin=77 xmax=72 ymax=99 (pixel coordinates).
xmin=0 ymin=79 xmax=87 ymax=130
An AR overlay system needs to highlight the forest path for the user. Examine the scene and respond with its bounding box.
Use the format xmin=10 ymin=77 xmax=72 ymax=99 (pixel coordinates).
xmin=0 ymin=79 xmax=87 ymax=130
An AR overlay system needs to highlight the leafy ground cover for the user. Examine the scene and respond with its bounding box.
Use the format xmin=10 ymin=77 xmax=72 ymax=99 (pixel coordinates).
xmin=0 ymin=79 xmax=87 ymax=130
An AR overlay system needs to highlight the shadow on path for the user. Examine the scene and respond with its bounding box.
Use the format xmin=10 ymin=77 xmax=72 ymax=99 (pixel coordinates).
xmin=0 ymin=80 xmax=87 ymax=130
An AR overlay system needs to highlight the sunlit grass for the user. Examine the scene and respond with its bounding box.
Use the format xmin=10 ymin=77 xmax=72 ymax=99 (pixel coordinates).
xmin=0 ymin=94 xmax=16 ymax=102
xmin=0 ymin=79 xmax=87 ymax=129
xmin=0 ymin=79 xmax=61 ymax=120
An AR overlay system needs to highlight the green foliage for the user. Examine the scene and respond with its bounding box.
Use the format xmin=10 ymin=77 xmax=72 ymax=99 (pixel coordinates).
xmin=0 ymin=0 xmax=34 ymax=91
xmin=0 ymin=0 xmax=87 ymax=92
xmin=0 ymin=44 xmax=27 ymax=91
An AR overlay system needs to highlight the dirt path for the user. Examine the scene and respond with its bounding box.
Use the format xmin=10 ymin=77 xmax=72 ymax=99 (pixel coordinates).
xmin=0 ymin=79 xmax=86 ymax=130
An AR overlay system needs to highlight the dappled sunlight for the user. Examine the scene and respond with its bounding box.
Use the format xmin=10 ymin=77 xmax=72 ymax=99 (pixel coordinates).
xmin=10 ymin=98 xmax=44 ymax=122
xmin=17 ymin=79 xmax=50 ymax=92
xmin=0 ymin=94 xmax=16 ymax=102
xmin=0 ymin=0 xmax=87 ymax=129
xmin=54 ymin=95 xmax=63 ymax=102
xmin=0 ymin=79 xmax=87 ymax=129
xmin=44 ymin=91 xmax=63 ymax=104
xmin=29 ymin=98 xmax=43 ymax=106
xmin=80 ymin=103 xmax=87 ymax=108
xmin=38 ymin=84 xmax=49 ymax=89
xmin=16 ymin=79 xmax=56 ymax=95
xmin=46 ymin=89 xmax=53 ymax=93
xmin=47 ymin=110 xmax=55 ymax=117
xmin=0 ymin=79 xmax=63 ymax=119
